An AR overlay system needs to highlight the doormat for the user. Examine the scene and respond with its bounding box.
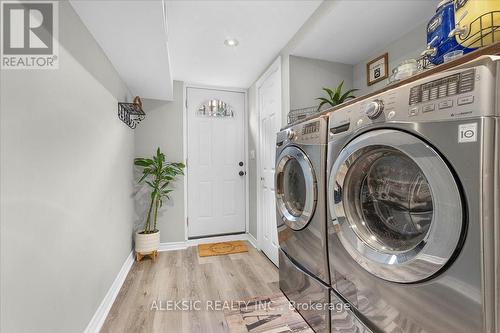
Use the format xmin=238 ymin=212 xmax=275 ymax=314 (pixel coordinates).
xmin=224 ymin=294 xmax=313 ymax=333
xmin=198 ymin=241 xmax=248 ymax=257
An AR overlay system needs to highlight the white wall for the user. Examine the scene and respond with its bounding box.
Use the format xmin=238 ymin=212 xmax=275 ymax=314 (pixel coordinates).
xmin=134 ymin=81 xmax=186 ymax=243
xmin=353 ymin=22 xmax=427 ymax=96
xmin=281 ymin=54 xmax=291 ymax=127
xmin=289 ymin=55 xmax=354 ymax=111
xmin=247 ymin=84 xmax=258 ymax=238
xmin=0 ymin=2 xmax=134 ymax=332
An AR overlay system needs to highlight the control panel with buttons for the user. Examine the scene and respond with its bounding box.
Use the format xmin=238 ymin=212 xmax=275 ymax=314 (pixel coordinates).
xmin=422 ymin=104 xmax=435 ymax=113
xmin=328 ymin=63 xmax=494 ymax=138
xmin=458 ymin=96 xmax=474 ymax=105
xmin=438 ymin=100 xmax=453 ymax=109
xmin=302 ymin=121 xmax=320 ymax=135
xmin=409 ymin=69 xmax=475 ymax=105
xmin=405 ymin=69 xmax=479 ymax=118
xmin=279 ymin=117 xmax=328 ymax=146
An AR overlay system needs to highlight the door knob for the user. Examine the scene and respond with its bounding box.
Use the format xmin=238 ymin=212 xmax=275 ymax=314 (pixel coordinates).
xmin=239 ymin=161 xmax=244 ymax=166
xmin=239 ymin=171 xmax=246 ymax=176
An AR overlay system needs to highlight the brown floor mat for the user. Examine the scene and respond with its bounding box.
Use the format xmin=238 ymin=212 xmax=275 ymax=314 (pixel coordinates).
xmin=198 ymin=240 xmax=249 ymax=257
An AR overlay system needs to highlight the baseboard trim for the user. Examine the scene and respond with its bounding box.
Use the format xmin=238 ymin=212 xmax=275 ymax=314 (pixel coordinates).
xmin=246 ymin=232 xmax=258 ymax=249
xmin=84 ymin=251 xmax=134 ymax=333
xmin=159 ymin=233 xmax=258 ymax=251
xmin=158 ymin=241 xmax=189 ymax=252
xmin=86 ymin=233 xmax=258 ymax=332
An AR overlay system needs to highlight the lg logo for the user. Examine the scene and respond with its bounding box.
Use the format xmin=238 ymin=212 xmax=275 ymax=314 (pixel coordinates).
xmin=458 ymin=123 xmax=477 ymax=143
xmin=1 ymin=1 xmax=58 ymax=69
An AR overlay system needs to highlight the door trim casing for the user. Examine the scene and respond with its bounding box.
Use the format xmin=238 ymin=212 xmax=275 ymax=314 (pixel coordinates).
xmin=183 ymin=83 xmax=248 ymax=241
xmin=330 ymin=129 xmax=464 ymax=283
xmin=256 ymin=56 xmax=282 ymax=263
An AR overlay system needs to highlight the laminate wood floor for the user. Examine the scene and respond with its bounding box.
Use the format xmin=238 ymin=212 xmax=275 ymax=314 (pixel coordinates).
xmin=101 ymin=242 xmax=280 ymax=333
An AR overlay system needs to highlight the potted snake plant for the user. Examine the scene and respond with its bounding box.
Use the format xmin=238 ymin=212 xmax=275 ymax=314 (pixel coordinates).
xmin=134 ymin=148 xmax=185 ymax=261
xmin=316 ymin=81 xmax=358 ymax=110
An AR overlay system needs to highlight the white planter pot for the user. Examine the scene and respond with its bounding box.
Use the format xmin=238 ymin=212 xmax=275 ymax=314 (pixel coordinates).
xmin=135 ymin=230 xmax=160 ymax=254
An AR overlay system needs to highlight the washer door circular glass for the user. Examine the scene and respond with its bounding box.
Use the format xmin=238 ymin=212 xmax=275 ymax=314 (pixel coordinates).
xmin=329 ymin=129 xmax=463 ymax=283
xmin=276 ymin=146 xmax=317 ymax=230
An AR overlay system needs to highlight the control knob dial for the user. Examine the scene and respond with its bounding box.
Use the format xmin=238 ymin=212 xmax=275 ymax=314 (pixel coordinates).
xmin=364 ymin=100 xmax=384 ymax=119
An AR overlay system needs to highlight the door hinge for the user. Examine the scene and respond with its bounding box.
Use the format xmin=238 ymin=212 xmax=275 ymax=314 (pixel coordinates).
xmin=185 ymin=99 xmax=188 ymax=108
xmin=186 ymin=217 xmax=189 ymax=226
xmin=185 ymin=158 xmax=188 ymax=168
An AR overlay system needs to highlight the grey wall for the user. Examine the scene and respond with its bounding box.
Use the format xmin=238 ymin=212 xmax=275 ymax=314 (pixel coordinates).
xmin=134 ymin=81 xmax=186 ymax=243
xmin=0 ymin=2 xmax=134 ymax=333
xmin=353 ymin=22 xmax=427 ymax=96
xmin=236 ymin=3 xmax=428 ymax=251
xmin=289 ymin=55 xmax=353 ymax=111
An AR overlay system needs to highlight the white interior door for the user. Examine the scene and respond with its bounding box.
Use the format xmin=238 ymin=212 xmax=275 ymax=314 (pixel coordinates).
xmin=257 ymin=58 xmax=281 ymax=266
xmin=187 ymin=87 xmax=246 ymax=238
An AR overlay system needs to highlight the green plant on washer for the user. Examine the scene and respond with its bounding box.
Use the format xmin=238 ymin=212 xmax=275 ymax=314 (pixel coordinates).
xmin=316 ymin=81 xmax=358 ymax=111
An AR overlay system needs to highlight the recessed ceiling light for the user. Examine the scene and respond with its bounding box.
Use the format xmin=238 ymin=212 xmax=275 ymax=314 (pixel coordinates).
xmin=224 ymin=38 xmax=239 ymax=47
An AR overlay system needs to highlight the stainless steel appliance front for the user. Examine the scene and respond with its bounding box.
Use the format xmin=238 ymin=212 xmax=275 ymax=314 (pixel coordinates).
xmin=326 ymin=59 xmax=499 ymax=333
xmin=279 ymin=250 xmax=329 ymax=333
xmin=276 ymin=146 xmax=317 ymax=231
xmin=329 ymin=129 xmax=463 ymax=283
xmin=276 ymin=117 xmax=329 ymax=283
xmin=276 ymin=117 xmax=330 ymax=333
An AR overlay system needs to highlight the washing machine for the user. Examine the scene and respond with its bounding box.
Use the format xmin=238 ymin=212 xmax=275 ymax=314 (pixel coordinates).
xmin=276 ymin=116 xmax=330 ymax=332
xmin=326 ymin=57 xmax=499 ymax=333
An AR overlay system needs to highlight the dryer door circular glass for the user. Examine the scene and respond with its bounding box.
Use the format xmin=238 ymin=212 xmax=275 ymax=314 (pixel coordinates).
xmin=276 ymin=146 xmax=317 ymax=230
xmin=329 ymin=129 xmax=463 ymax=283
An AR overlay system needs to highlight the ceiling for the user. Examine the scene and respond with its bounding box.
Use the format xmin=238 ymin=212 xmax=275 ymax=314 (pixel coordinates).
xmin=166 ymin=0 xmax=322 ymax=88
xmin=71 ymin=0 xmax=174 ymax=100
xmin=291 ymin=1 xmax=437 ymax=64
xmin=71 ymin=0 xmax=321 ymax=99
xmin=71 ymin=0 xmax=436 ymax=100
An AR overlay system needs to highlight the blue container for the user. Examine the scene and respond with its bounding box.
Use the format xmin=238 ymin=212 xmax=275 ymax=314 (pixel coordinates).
xmin=426 ymin=0 xmax=465 ymax=64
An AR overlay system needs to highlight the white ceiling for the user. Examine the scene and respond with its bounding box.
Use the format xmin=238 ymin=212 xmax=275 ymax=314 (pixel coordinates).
xmin=70 ymin=1 xmax=174 ymax=100
xmin=70 ymin=0 xmax=435 ymax=100
xmin=291 ymin=1 xmax=437 ymax=64
xmin=166 ymin=0 xmax=322 ymax=88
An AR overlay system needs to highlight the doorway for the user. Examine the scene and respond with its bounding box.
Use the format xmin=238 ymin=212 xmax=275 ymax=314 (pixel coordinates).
xmin=186 ymin=87 xmax=247 ymax=238
xmin=256 ymin=57 xmax=282 ymax=266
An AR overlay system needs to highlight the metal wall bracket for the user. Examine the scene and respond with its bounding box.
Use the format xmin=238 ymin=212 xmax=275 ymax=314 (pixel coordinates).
xmin=118 ymin=96 xmax=146 ymax=129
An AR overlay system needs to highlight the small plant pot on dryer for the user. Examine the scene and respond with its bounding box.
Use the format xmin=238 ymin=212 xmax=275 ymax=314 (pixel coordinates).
xmin=135 ymin=230 xmax=160 ymax=262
